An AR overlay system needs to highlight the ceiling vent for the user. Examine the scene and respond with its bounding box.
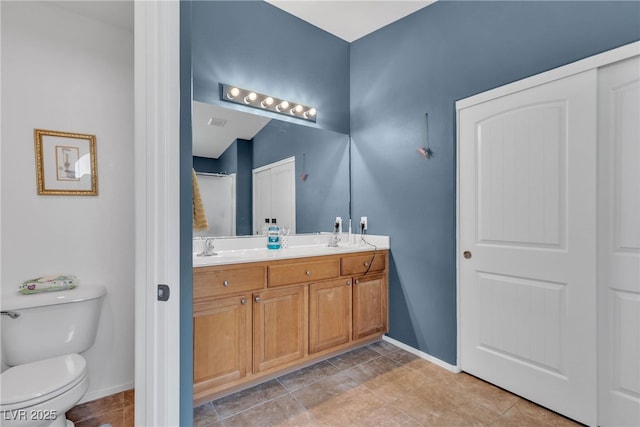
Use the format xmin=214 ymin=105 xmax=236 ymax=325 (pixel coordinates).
xmin=207 ymin=117 xmax=227 ymax=127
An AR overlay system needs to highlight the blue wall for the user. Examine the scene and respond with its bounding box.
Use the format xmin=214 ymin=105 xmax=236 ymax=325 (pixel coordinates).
xmin=349 ymin=0 xmax=640 ymax=364
xmin=253 ymin=121 xmax=350 ymax=233
xmin=191 ymin=1 xmax=350 ymax=134
xmin=183 ymin=1 xmax=639 ymax=416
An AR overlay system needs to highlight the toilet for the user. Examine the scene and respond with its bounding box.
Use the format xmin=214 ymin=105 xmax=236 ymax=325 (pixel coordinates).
xmin=0 ymin=285 xmax=106 ymax=427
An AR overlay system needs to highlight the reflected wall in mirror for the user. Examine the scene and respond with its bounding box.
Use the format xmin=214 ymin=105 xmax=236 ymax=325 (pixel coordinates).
xmin=193 ymin=101 xmax=350 ymax=237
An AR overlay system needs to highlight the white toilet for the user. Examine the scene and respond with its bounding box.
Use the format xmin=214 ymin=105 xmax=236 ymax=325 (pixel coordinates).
xmin=0 ymin=286 xmax=106 ymax=427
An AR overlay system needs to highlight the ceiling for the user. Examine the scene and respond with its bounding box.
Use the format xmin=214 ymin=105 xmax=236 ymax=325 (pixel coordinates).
xmin=266 ymin=0 xmax=435 ymax=42
xmin=193 ymin=102 xmax=272 ymax=159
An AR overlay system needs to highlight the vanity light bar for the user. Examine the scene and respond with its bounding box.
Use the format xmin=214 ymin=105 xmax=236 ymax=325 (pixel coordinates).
xmin=220 ymin=84 xmax=317 ymax=123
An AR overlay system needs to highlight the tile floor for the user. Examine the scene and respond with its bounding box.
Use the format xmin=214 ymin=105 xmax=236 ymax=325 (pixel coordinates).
xmin=66 ymin=388 xmax=134 ymax=427
xmin=194 ymin=342 xmax=582 ymax=427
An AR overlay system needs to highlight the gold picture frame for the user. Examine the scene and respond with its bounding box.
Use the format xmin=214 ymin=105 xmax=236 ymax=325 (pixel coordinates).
xmin=34 ymin=129 xmax=98 ymax=196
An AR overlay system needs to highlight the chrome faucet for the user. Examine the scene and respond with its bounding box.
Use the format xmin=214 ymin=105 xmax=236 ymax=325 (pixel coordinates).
xmin=198 ymin=238 xmax=217 ymax=256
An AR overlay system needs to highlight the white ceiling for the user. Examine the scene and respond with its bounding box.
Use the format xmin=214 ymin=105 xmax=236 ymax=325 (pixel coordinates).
xmin=193 ymin=102 xmax=272 ymax=159
xmin=266 ymin=0 xmax=435 ymax=42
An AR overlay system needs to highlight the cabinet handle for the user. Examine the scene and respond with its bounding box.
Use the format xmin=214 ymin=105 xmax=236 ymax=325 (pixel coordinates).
xmin=223 ymin=280 xmax=230 ymax=287
xmin=241 ymin=298 xmax=246 ymax=305
xmin=255 ymin=296 xmax=261 ymax=303
xmin=306 ymin=270 xmax=312 ymax=276
xmin=355 ymin=279 xmax=360 ymax=285
xmin=346 ymin=280 xmax=352 ymax=286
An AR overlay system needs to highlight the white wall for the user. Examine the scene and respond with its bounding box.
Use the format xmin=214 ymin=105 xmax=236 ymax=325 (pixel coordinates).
xmin=1 ymin=1 xmax=134 ymax=402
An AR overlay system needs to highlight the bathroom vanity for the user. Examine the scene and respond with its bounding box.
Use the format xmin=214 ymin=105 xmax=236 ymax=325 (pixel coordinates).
xmin=192 ymin=235 xmax=389 ymax=405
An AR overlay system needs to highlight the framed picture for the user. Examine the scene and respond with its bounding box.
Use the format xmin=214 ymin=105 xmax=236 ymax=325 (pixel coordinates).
xmin=34 ymin=129 xmax=98 ymax=195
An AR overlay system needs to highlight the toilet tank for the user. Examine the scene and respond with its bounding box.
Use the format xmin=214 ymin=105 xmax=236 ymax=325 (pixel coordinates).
xmin=1 ymin=285 xmax=106 ymax=366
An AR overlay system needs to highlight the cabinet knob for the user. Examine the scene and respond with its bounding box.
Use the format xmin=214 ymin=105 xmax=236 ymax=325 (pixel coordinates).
xmin=306 ymin=270 xmax=312 ymax=276
xmin=223 ymin=280 xmax=230 ymax=287
xmin=355 ymin=279 xmax=360 ymax=285
xmin=346 ymin=280 xmax=352 ymax=286
xmin=364 ymin=262 xmax=370 ymax=267
xmin=241 ymin=298 xmax=246 ymax=305
xmin=255 ymin=296 xmax=261 ymax=303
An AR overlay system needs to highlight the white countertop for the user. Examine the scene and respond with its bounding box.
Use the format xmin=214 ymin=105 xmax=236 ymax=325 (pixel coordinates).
xmin=193 ymin=234 xmax=389 ymax=267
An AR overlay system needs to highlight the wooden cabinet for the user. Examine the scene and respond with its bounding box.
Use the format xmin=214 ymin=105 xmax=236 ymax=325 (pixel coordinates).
xmin=193 ymin=250 xmax=388 ymax=405
xmin=253 ymin=286 xmax=307 ymax=372
xmin=193 ymin=294 xmax=252 ymax=400
xmin=309 ymin=278 xmax=352 ymax=354
xmin=268 ymin=257 xmax=339 ymax=287
xmin=352 ymin=274 xmax=387 ymax=340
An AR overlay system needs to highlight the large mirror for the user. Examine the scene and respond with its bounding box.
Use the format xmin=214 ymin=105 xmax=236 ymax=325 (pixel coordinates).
xmin=193 ymin=101 xmax=351 ymax=237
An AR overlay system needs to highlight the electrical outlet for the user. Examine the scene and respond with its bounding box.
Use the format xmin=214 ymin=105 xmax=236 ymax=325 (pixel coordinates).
xmin=360 ymin=216 xmax=368 ymax=231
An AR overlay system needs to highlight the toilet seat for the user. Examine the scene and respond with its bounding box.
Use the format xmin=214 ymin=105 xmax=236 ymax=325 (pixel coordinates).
xmin=0 ymin=353 xmax=87 ymax=409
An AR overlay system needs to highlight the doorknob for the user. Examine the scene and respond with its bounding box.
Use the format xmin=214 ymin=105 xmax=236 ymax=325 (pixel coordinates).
xmin=463 ymin=251 xmax=472 ymax=259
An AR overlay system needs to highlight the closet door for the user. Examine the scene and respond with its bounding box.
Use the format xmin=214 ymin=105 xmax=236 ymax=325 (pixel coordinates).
xmin=459 ymin=70 xmax=598 ymax=425
xmin=597 ymin=56 xmax=640 ymax=427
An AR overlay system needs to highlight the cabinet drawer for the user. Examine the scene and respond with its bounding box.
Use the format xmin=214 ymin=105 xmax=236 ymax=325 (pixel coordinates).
xmin=268 ymin=258 xmax=339 ymax=287
xmin=341 ymin=252 xmax=386 ymax=276
xmin=194 ymin=266 xmax=265 ymax=299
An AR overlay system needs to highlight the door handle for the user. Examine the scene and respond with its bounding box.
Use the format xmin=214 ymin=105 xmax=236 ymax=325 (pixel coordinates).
xmin=463 ymin=251 xmax=472 ymax=259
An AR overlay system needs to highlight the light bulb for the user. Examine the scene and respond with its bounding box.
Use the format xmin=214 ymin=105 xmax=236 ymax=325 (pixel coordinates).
xmin=244 ymin=92 xmax=257 ymax=104
xmin=261 ymin=97 xmax=274 ymax=108
xmin=276 ymin=101 xmax=289 ymax=112
xmin=290 ymin=105 xmax=304 ymax=115
xmin=227 ymin=87 xmax=240 ymax=99
xmin=304 ymin=108 xmax=317 ymax=119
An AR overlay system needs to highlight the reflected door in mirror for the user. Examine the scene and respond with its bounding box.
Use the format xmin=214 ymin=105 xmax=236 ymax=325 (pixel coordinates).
xmin=253 ymin=157 xmax=295 ymax=235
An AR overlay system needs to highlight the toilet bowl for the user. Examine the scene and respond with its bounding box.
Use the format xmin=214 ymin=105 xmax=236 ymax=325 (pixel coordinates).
xmin=0 ymin=285 xmax=105 ymax=427
xmin=1 ymin=354 xmax=88 ymax=427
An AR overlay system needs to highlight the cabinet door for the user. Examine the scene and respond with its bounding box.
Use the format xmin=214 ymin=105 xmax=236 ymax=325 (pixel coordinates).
xmin=353 ymin=274 xmax=387 ymax=340
xmin=193 ymin=295 xmax=252 ymax=397
xmin=253 ymin=286 xmax=307 ymax=372
xmin=309 ymin=278 xmax=352 ymax=354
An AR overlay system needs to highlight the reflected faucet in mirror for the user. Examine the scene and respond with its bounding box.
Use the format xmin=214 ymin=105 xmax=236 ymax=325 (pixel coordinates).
xmin=197 ymin=238 xmax=217 ymax=256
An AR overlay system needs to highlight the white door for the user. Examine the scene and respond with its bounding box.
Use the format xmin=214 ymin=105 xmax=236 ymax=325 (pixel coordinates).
xmin=459 ymin=70 xmax=598 ymax=425
xmin=597 ymin=56 xmax=640 ymax=427
xmin=253 ymin=168 xmax=273 ymax=234
xmin=270 ymin=161 xmax=295 ymax=232
xmin=253 ymin=157 xmax=295 ymax=234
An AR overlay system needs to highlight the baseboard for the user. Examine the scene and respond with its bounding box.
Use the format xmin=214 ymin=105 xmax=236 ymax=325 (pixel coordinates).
xmin=382 ymin=335 xmax=461 ymax=373
xmin=80 ymin=381 xmax=135 ymax=404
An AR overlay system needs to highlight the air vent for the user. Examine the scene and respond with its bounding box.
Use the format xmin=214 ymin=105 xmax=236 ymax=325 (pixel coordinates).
xmin=207 ymin=117 xmax=227 ymax=127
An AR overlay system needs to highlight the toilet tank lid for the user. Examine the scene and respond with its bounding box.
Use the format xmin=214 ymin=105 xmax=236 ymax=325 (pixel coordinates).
xmin=1 ymin=285 xmax=106 ymax=311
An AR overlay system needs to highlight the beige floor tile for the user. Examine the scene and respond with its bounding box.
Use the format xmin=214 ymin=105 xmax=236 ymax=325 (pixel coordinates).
xmin=368 ymin=340 xmax=403 ymax=356
xmin=213 ymin=379 xmax=288 ymax=418
xmin=327 ymin=346 xmax=383 ymax=370
xmin=278 ymin=360 xmax=341 ymax=392
xmin=349 ymin=359 xmax=429 ymax=403
xmin=291 ymin=371 xmax=363 ymax=409
xmin=442 ymin=374 xmax=519 ymax=417
xmin=349 ymin=405 xmax=423 ymax=427
xmin=492 ymin=399 xmax=582 ymax=427
xmin=222 ymin=394 xmax=318 ymax=427
xmin=194 ymin=402 xmax=222 ymax=427
xmin=306 ymin=386 xmax=387 ymax=426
